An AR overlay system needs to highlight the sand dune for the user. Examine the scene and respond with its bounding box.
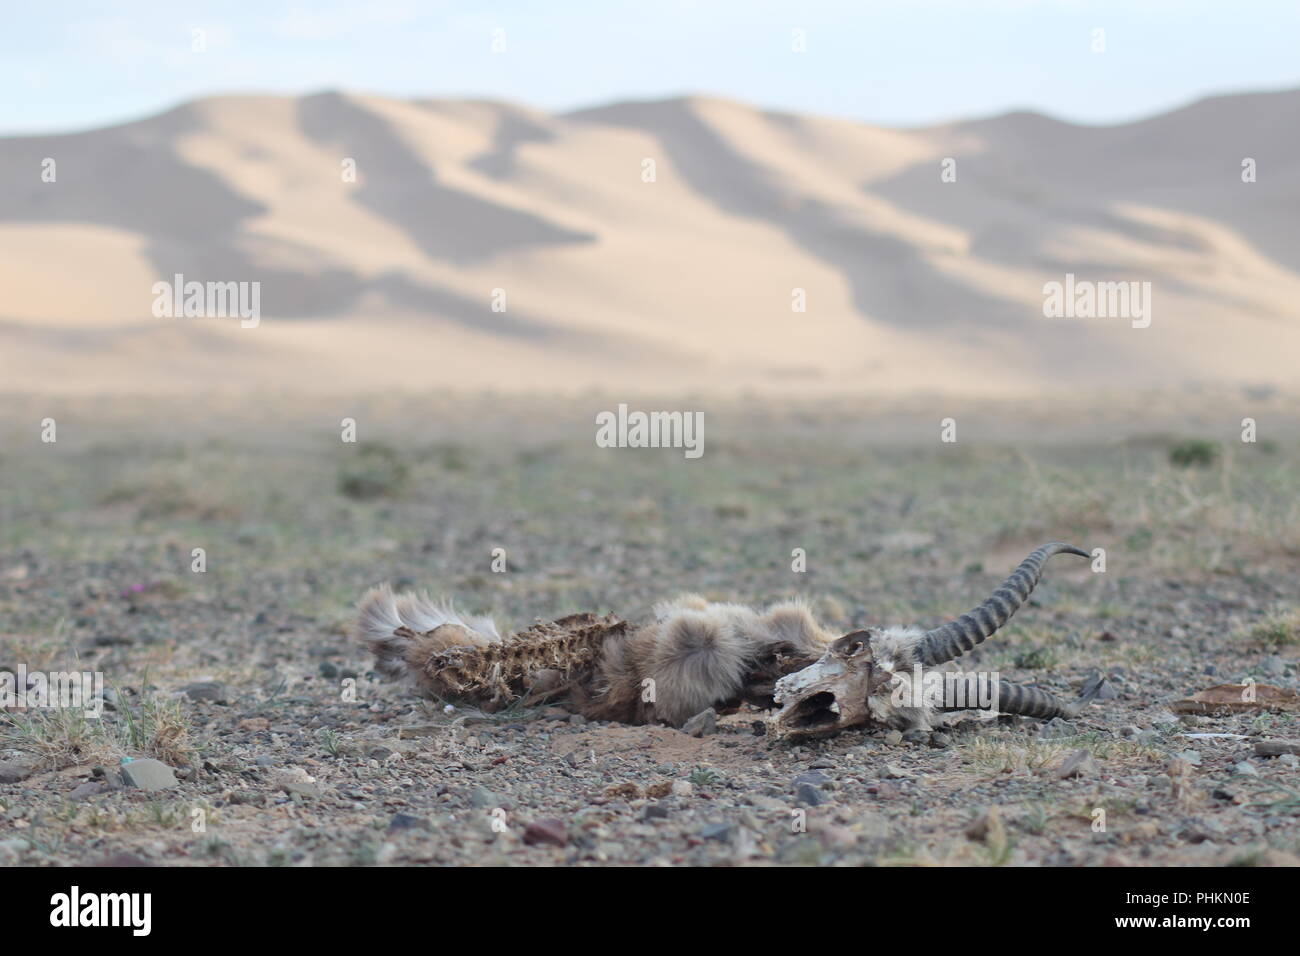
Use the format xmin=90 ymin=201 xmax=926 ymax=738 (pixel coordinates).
xmin=1 ymin=88 xmax=1297 ymax=395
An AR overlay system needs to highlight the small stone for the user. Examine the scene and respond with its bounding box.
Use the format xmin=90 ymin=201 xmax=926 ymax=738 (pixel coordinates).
xmin=1176 ymin=749 xmax=1203 ymax=766
xmin=901 ymin=729 xmax=929 ymax=745
xmin=1260 ymin=655 xmax=1286 ymax=677
xmin=119 ymin=758 xmax=179 ymax=791
xmin=387 ymin=813 xmax=429 ymax=833
xmin=1054 ymin=749 xmax=1099 ymax=780
xmin=0 ymin=837 xmax=30 ymax=868
xmin=1254 ymin=739 xmax=1300 ymax=757
xmin=793 ymin=770 xmax=829 ymax=788
xmin=795 ymin=783 xmax=824 ymax=807
xmin=92 ymin=634 xmax=134 ymax=647
xmin=1039 ymin=717 xmax=1079 ymax=739
xmin=469 ymin=786 xmax=511 ymax=809
xmin=964 ymin=806 xmax=1004 ymax=842
xmin=815 ymin=824 xmax=857 ymax=850
xmin=883 ymin=763 xmax=913 ymax=779
xmin=68 ymin=781 xmax=110 ymax=801
xmin=237 ymin=717 xmax=270 ymax=732
xmin=751 ymin=720 xmax=767 ymax=736
xmin=928 ymin=731 xmax=952 ymax=749
xmin=699 ymin=822 xmax=735 ymax=842
xmin=1181 ymin=817 xmax=1226 ymax=844
xmin=180 ymin=681 xmax=227 ymax=703
xmin=1080 ymin=674 xmax=1119 ymax=700
xmin=367 ymin=746 xmax=394 ymax=761
xmin=670 ymin=780 xmax=693 ymax=797
xmin=0 ymin=757 xmax=38 ymax=784
xmin=523 ymin=818 xmax=567 ymax=847
xmin=681 ymin=708 xmax=717 ymax=738
xmin=883 ymin=730 xmax=903 ymax=746
xmin=642 ymin=803 xmax=671 ymax=821
xmin=568 ymin=713 xmax=587 ymax=726
xmin=1280 ymin=754 xmax=1299 ymax=769
xmin=282 ymin=781 xmax=323 ymax=798
xmin=318 ymin=661 xmax=340 ymax=679
xmin=1233 ymin=761 xmax=1260 ymax=777
xmin=604 ymin=782 xmax=642 ymax=800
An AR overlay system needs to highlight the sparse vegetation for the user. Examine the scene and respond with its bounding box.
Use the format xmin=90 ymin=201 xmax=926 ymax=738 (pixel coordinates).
xmin=1169 ymin=438 xmax=1220 ymax=468
xmin=1 ymin=395 xmax=1298 ymax=866
xmin=1238 ymin=606 xmax=1300 ymax=650
xmin=338 ymin=441 xmax=409 ymax=500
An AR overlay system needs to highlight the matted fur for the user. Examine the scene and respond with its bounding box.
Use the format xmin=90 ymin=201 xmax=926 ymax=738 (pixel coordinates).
xmin=356 ymin=587 xmax=834 ymax=725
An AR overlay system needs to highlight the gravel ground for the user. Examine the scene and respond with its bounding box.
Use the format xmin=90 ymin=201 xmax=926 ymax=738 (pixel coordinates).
xmin=1 ymin=394 xmax=1298 ymax=866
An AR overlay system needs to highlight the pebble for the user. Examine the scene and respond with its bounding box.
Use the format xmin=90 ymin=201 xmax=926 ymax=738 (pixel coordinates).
xmin=1260 ymin=656 xmax=1286 ymax=677
xmin=699 ymin=822 xmax=735 ymax=842
xmin=681 ymin=708 xmax=717 ymax=737
xmin=119 ymin=758 xmax=179 ymax=791
xmin=180 ymin=681 xmax=227 ymax=703
xmin=0 ymin=757 xmax=38 ymax=784
xmin=1039 ymin=718 xmax=1079 ymax=738
xmin=387 ymin=813 xmax=429 ymax=832
xmin=793 ymin=770 xmax=829 ymax=788
xmin=1081 ymin=676 xmax=1123 ymax=697
xmin=883 ymin=730 xmax=903 ymax=746
xmin=1054 ymin=749 xmax=1099 ymax=780
xmin=68 ymin=781 xmax=111 ymax=801
xmin=523 ymin=818 xmax=568 ymax=847
xmin=1232 ymin=761 xmax=1260 ymax=777
xmin=469 ymin=786 xmax=512 ymax=809
xmin=670 ymin=780 xmax=692 ymax=797
xmin=795 ymin=783 xmax=824 ymax=806
xmin=965 ymin=805 xmax=1004 ymax=841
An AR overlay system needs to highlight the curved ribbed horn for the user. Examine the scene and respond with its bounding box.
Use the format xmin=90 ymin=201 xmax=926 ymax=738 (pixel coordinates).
xmin=939 ymin=677 xmax=1106 ymax=720
xmin=917 ymin=542 xmax=1089 ymax=666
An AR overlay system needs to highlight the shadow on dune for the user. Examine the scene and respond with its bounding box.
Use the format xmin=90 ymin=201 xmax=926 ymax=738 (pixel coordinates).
xmin=297 ymin=92 xmax=594 ymax=265
xmin=567 ymin=98 xmax=1025 ymax=335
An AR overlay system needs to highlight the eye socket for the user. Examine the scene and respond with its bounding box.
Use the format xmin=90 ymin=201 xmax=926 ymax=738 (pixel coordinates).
xmin=833 ymin=630 xmax=873 ymax=657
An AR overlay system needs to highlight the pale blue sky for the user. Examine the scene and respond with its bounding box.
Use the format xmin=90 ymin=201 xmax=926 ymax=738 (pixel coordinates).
xmin=4 ymin=0 xmax=1299 ymax=135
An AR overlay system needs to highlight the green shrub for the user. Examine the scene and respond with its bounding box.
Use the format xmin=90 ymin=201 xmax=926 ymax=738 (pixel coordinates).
xmin=338 ymin=442 xmax=409 ymax=500
xmin=1169 ymin=439 xmax=1219 ymax=468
